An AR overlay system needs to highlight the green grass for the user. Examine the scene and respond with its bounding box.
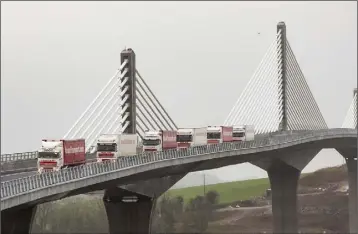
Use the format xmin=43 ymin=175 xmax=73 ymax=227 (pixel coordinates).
xmin=166 ymin=178 xmax=270 ymax=204
xmin=162 ymin=164 xmax=347 ymax=205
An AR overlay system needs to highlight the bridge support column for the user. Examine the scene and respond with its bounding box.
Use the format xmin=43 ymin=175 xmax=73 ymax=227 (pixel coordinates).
xmin=1 ymin=205 xmax=37 ymax=234
xmin=337 ymin=148 xmax=357 ymax=234
xmin=267 ymin=160 xmax=300 ymax=233
xmin=346 ymin=156 xmax=357 ymax=234
xmin=103 ymin=187 xmax=155 ymax=234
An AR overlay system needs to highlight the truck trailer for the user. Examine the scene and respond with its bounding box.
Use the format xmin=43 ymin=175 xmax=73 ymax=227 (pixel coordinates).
xmin=142 ymin=130 xmax=177 ymax=152
xmin=37 ymin=139 xmax=86 ymax=173
xmin=96 ymin=134 xmax=138 ymax=162
xmin=233 ymin=125 xmax=255 ymax=141
xmin=177 ymin=127 xmax=207 ymax=149
xmin=207 ymin=126 xmax=233 ymax=144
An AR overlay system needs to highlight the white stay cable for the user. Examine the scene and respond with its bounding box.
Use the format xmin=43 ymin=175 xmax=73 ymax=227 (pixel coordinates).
xmin=286 ymin=41 xmax=328 ymax=129
xmin=224 ymin=33 xmax=281 ymax=126
xmin=63 ymin=69 xmax=120 ymax=139
xmin=286 ymin=43 xmax=318 ymax=129
xmin=242 ymin=39 xmax=281 ymax=133
xmin=136 ymin=70 xmax=177 ymax=129
xmin=136 ymin=84 xmax=170 ymax=130
xmin=230 ymin=34 xmax=282 ymax=130
xmin=342 ymin=93 xmax=357 ymax=128
xmin=286 ymin=49 xmax=313 ymax=129
xmin=69 ymin=70 xmax=126 ymax=139
xmin=229 ymin=33 xmax=282 ymax=127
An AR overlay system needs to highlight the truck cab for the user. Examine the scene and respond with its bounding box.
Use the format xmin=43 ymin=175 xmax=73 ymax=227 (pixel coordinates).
xmin=233 ymin=125 xmax=246 ymax=141
xmin=38 ymin=140 xmax=64 ymax=173
xmin=96 ymin=134 xmax=138 ymax=162
xmin=143 ymin=131 xmax=162 ymax=152
xmin=207 ymin=126 xmax=223 ymax=144
xmin=233 ymin=125 xmax=255 ymax=141
xmin=177 ymin=128 xmax=193 ymax=149
xmin=97 ymin=134 xmax=118 ymax=162
xmin=207 ymin=126 xmax=233 ymax=144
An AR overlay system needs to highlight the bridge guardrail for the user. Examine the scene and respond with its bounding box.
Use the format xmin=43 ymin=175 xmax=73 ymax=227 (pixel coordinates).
xmin=0 ymin=131 xmax=321 ymax=163
xmin=1 ymin=129 xmax=356 ymax=200
xmin=1 ymin=151 xmax=38 ymax=163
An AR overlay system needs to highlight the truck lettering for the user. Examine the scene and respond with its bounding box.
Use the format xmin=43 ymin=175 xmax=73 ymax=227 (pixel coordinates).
xmin=65 ymin=146 xmax=85 ymax=154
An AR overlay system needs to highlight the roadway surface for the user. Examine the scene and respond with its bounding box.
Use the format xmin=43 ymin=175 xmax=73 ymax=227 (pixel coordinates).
xmin=2 ymin=171 xmax=37 ymax=182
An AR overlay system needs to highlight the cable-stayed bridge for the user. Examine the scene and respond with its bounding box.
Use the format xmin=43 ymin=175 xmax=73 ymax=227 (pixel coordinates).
xmin=1 ymin=22 xmax=357 ymax=234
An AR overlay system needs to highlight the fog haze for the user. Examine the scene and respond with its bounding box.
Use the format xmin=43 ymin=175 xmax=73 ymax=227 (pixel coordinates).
xmin=1 ymin=2 xmax=356 ymax=181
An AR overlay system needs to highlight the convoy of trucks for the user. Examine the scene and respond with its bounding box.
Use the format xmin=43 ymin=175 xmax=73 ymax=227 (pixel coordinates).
xmin=37 ymin=139 xmax=86 ymax=173
xmin=37 ymin=125 xmax=255 ymax=173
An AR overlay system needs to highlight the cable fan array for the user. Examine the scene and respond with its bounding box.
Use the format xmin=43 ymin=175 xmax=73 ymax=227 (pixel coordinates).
xmin=224 ymin=30 xmax=328 ymax=133
xmin=224 ymin=30 xmax=283 ymax=134
xmin=134 ymin=70 xmax=177 ymax=138
xmin=342 ymin=91 xmax=357 ymax=129
xmin=285 ymin=40 xmax=327 ymax=130
xmin=63 ymin=59 xmax=177 ymax=152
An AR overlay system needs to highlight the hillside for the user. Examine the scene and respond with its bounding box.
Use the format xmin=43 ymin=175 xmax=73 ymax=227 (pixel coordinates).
xmin=168 ymin=177 xmax=270 ymax=204
xmin=166 ymin=164 xmax=348 ymax=206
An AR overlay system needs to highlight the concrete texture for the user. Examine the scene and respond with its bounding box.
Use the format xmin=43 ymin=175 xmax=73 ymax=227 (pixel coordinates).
xmin=103 ymin=187 xmax=154 ymax=234
xmin=336 ymin=148 xmax=357 ymax=234
xmin=267 ymin=159 xmax=301 ymax=233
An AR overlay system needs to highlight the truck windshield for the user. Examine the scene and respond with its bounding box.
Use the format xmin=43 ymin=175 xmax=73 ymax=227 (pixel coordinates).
xmin=97 ymin=144 xmax=116 ymax=152
xmin=233 ymin=132 xmax=245 ymax=137
xmin=38 ymin=152 xmax=60 ymax=158
xmin=143 ymin=139 xmax=160 ymax=146
xmin=207 ymin=132 xmax=221 ymax=139
xmin=177 ymin=135 xmax=192 ymax=142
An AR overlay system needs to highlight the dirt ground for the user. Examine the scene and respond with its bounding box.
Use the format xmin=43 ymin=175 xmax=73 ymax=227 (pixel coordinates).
xmin=205 ymin=166 xmax=350 ymax=233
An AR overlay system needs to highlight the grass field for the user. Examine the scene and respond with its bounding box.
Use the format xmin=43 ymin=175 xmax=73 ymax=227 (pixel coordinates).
xmin=166 ymin=178 xmax=270 ymax=204
xmin=163 ymin=164 xmax=347 ymax=205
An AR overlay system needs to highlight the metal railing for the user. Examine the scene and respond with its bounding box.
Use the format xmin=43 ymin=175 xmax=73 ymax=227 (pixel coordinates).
xmin=1 ymin=128 xmax=356 ymax=200
xmin=1 ymin=151 xmax=38 ymax=162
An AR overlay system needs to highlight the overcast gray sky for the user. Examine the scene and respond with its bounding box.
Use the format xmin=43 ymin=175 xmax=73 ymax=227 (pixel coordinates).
xmin=1 ymin=1 xmax=356 ymax=181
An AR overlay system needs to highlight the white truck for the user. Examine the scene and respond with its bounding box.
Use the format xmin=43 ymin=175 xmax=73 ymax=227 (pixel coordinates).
xmin=233 ymin=125 xmax=255 ymax=141
xmin=177 ymin=127 xmax=207 ymax=149
xmin=38 ymin=139 xmax=86 ymax=174
xmin=96 ymin=134 xmax=138 ymax=162
xmin=142 ymin=130 xmax=177 ymax=152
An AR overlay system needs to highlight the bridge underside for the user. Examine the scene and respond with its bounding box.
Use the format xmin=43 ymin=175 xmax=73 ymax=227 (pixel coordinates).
xmin=1 ymin=205 xmax=37 ymax=234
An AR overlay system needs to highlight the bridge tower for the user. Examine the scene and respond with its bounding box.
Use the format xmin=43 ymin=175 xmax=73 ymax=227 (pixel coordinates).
xmin=354 ymin=88 xmax=357 ymax=129
xmin=120 ymin=48 xmax=137 ymax=134
xmin=277 ymin=21 xmax=288 ymax=131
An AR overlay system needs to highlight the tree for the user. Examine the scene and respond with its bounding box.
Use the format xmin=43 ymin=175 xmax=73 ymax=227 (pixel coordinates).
xmin=172 ymin=195 xmax=184 ymax=219
xmin=152 ymin=195 xmax=176 ymax=233
xmin=205 ymin=190 xmax=219 ymax=206
xmin=182 ymin=195 xmax=211 ymax=233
